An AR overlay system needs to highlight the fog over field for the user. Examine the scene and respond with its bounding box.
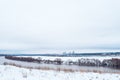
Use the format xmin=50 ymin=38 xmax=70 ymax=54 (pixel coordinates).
xmin=0 ymin=0 xmax=120 ymax=51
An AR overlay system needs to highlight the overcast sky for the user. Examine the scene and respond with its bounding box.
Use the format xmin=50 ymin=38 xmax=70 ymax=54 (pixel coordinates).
xmin=0 ymin=0 xmax=120 ymax=50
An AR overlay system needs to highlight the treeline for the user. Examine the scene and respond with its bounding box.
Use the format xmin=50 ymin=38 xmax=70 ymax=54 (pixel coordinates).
xmin=5 ymin=56 xmax=120 ymax=69
xmin=5 ymin=56 xmax=63 ymax=65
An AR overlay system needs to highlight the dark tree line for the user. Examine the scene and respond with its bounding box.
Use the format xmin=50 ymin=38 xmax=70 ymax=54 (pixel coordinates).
xmin=102 ymin=58 xmax=120 ymax=68
xmin=5 ymin=56 xmax=120 ymax=68
xmin=5 ymin=56 xmax=63 ymax=65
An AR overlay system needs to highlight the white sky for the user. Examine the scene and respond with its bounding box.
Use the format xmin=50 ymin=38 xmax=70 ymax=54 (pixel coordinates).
xmin=0 ymin=0 xmax=120 ymax=50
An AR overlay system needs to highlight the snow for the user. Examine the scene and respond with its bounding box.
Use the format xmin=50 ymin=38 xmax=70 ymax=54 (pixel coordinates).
xmin=0 ymin=65 xmax=120 ymax=80
xmin=1 ymin=56 xmax=120 ymax=73
xmin=21 ymin=56 xmax=120 ymax=62
xmin=1 ymin=56 xmax=120 ymax=80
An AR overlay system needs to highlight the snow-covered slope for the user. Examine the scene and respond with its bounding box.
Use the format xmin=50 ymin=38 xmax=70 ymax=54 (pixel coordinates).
xmin=0 ymin=65 xmax=120 ymax=80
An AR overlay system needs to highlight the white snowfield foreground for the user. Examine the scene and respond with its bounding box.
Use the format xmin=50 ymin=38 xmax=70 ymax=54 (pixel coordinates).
xmin=0 ymin=65 xmax=120 ymax=80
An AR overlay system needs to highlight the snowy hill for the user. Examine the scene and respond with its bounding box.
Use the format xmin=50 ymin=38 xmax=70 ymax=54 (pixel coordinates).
xmin=0 ymin=65 xmax=120 ymax=80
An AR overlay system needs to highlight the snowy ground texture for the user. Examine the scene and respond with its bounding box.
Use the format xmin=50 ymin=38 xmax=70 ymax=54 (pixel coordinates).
xmin=0 ymin=65 xmax=120 ymax=80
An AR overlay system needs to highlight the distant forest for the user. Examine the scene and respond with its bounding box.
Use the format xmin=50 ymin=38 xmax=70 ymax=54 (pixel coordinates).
xmin=0 ymin=52 xmax=120 ymax=57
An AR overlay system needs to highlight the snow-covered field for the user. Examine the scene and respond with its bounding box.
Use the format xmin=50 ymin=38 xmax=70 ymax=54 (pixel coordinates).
xmin=1 ymin=56 xmax=120 ymax=80
xmin=0 ymin=65 xmax=120 ymax=80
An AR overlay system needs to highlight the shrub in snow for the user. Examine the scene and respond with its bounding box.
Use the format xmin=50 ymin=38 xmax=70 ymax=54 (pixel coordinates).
xmin=77 ymin=59 xmax=102 ymax=66
xmin=102 ymin=58 xmax=120 ymax=68
xmin=53 ymin=58 xmax=63 ymax=65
